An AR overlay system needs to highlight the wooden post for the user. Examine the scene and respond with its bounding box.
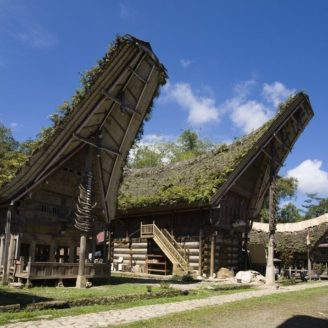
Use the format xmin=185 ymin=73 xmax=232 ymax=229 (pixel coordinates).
xmin=29 ymin=240 xmax=36 ymax=262
xmin=102 ymin=229 xmax=108 ymax=263
xmin=210 ymin=233 xmax=216 ymax=278
xmin=69 ymin=244 xmax=75 ymax=262
xmin=307 ymin=245 xmax=312 ymax=281
xmin=198 ymin=230 xmax=203 ymax=276
xmin=2 ymin=206 xmax=12 ymax=285
xmin=49 ymin=242 xmax=56 ymax=262
xmin=129 ymin=241 xmax=133 ymax=271
xmin=76 ymin=233 xmax=87 ymax=288
xmin=91 ymin=233 xmax=96 ymax=263
xmin=7 ymin=234 xmax=16 ymax=280
xmin=266 ymin=176 xmax=276 ymax=286
xmin=26 ymin=256 xmax=32 ymax=287
xmin=15 ymin=234 xmax=21 ymax=260
xmin=0 ymin=236 xmax=4 ymax=267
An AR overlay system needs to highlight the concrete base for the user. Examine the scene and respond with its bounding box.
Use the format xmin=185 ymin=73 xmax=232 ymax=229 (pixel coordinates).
xmin=76 ymin=274 xmax=87 ymax=288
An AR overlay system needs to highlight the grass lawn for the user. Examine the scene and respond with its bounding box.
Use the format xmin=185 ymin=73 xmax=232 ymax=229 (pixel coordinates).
xmin=120 ymin=286 xmax=328 ymax=328
xmin=0 ymin=278 xmax=253 ymax=325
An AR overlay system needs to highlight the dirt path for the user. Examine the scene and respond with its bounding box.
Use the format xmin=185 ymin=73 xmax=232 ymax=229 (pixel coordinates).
xmin=2 ymin=282 xmax=328 ymax=328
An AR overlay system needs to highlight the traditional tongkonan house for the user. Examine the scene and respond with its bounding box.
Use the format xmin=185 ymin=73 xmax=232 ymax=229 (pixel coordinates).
xmin=112 ymin=92 xmax=314 ymax=277
xmin=0 ymin=35 xmax=167 ymax=287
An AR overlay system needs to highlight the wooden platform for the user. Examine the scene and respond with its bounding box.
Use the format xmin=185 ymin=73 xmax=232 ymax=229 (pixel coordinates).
xmin=14 ymin=261 xmax=110 ymax=281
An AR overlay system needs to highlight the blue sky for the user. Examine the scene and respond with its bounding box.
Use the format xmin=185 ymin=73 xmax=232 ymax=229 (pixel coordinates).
xmin=1 ymin=0 xmax=328 ymax=207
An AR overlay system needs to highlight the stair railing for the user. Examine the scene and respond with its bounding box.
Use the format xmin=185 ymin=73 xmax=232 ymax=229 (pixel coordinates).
xmin=152 ymin=224 xmax=189 ymax=271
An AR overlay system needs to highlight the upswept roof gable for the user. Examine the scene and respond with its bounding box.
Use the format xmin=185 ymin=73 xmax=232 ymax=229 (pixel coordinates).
xmin=118 ymin=92 xmax=313 ymax=212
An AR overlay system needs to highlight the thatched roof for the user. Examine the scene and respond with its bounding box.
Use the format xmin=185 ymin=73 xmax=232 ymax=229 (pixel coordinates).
xmin=118 ymin=122 xmax=270 ymax=211
xmin=0 ymin=35 xmax=167 ymax=216
xmin=118 ymin=92 xmax=313 ymax=212
xmin=249 ymin=214 xmax=328 ymax=254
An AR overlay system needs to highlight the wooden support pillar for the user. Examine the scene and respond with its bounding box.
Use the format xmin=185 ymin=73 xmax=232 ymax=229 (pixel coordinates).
xmin=2 ymin=206 xmax=12 ymax=285
xmin=210 ymin=233 xmax=216 ymax=278
xmin=266 ymin=176 xmax=276 ymax=286
xmin=198 ymin=230 xmax=203 ymax=276
xmin=103 ymin=229 xmax=108 ymax=263
xmin=15 ymin=234 xmax=21 ymax=260
xmin=0 ymin=236 xmax=4 ymax=267
xmin=76 ymin=233 xmax=87 ymax=288
xmin=29 ymin=240 xmax=36 ymax=262
xmin=49 ymin=242 xmax=56 ymax=262
xmin=69 ymin=244 xmax=75 ymax=262
xmin=91 ymin=233 xmax=96 ymax=263
xmin=7 ymin=234 xmax=16 ymax=270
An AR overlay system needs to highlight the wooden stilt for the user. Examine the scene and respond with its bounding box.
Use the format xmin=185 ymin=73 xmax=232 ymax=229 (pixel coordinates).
xmin=2 ymin=206 xmax=12 ymax=285
xmin=7 ymin=234 xmax=16 ymax=281
xmin=0 ymin=236 xmax=4 ymax=267
xmin=266 ymin=162 xmax=276 ymax=285
xmin=198 ymin=230 xmax=203 ymax=276
xmin=210 ymin=233 xmax=216 ymax=277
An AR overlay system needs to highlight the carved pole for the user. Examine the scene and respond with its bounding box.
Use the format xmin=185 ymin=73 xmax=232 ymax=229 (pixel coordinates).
xmin=265 ymin=146 xmax=277 ymax=286
xmin=76 ymin=146 xmax=95 ymax=288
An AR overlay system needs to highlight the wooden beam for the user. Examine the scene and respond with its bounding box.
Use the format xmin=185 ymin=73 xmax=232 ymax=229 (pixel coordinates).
xmin=105 ymin=65 xmax=156 ymax=201
xmin=73 ymin=133 xmax=120 ymax=157
xmin=128 ymin=66 xmax=147 ymax=84
xmin=102 ymin=90 xmax=141 ymax=115
xmin=273 ymin=132 xmax=291 ymax=153
xmin=261 ymin=147 xmax=284 ymax=168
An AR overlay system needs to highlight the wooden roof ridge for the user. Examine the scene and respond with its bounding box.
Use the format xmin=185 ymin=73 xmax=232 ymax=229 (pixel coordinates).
xmin=0 ymin=34 xmax=167 ymax=208
xmin=118 ymin=92 xmax=314 ymax=213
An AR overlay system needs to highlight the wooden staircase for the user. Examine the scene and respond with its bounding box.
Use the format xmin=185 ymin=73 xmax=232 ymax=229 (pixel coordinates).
xmin=141 ymin=223 xmax=193 ymax=275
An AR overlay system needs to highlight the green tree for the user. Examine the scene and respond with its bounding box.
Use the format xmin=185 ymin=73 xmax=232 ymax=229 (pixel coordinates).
xmin=129 ymin=146 xmax=164 ymax=169
xmin=128 ymin=129 xmax=214 ymax=168
xmin=171 ymin=129 xmax=213 ymax=162
xmin=302 ymin=194 xmax=328 ymax=219
xmin=259 ymin=176 xmax=299 ymax=223
xmin=0 ymin=122 xmax=28 ymax=186
xmin=279 ymin=202 xmax=302 ymax=223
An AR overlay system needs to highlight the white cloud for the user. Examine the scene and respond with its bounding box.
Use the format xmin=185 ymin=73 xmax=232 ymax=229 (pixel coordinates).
xmin=164 ymin=82 xmax=220 ymax=125
xmin=10 ymin=122 xmax=18 ymax=128
xmin=180 ymin=59 xmax=193 ymax=68
xmin=224 ymin=80 xmax=274 ymax=133
xmin=139 ymin=134 xmax=174 ymax=146
xmin=228 ymin=100 xmax=272 ymax=133
xmin=286 ymin=159 xmax=328 ymax=195
xmin=263 ymin=82 xmax=296 ymax=108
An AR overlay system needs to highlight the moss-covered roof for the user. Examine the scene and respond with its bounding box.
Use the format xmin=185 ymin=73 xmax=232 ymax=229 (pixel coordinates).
xmin=0 ymin=35 xmax=167 ymax=192
xmin=118 ymin=92 xmax=312 ymax=212
xmin=118 ymin=120 xmax=271 ymax=211
xmin=249 ymin=216 xmax=328 ymax=254
xmin=0 ymin=35 xmax=167 ymax=207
